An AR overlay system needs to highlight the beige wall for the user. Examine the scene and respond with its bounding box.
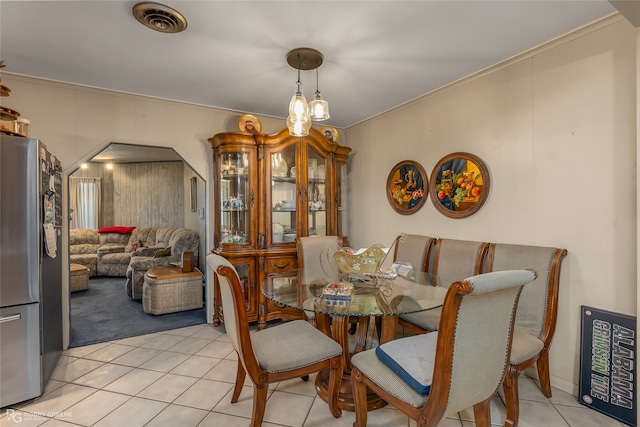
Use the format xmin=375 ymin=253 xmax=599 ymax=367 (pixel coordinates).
xmin=346 ymin=15 xmax=636 ymax=394
xmin=1 ymin=13 xmax=635 ymax=396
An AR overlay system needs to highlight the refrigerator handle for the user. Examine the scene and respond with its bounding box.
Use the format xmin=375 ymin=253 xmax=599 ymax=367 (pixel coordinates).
xmin=0 ymin=314 xmax=22 ymax=323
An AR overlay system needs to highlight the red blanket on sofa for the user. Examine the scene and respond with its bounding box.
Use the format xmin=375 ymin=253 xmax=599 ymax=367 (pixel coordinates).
xmin=98 ymin=226 xmax=136 ymax=234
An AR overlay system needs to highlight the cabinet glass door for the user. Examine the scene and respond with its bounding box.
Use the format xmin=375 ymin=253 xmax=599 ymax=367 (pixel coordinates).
xmin=270 ymin=144 xmax=297 ymax=244
xmin=307 ymin=147 xmax=327 ymax=237
xmin=220 ymin=152 xmax=250 ymax=244
xmin=337 ymin=161 xmax=348 ymax=239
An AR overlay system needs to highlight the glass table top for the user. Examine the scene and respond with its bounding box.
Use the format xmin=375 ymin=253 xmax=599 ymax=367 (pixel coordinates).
xmin=261 ymin=270 xmax=451 ymax=317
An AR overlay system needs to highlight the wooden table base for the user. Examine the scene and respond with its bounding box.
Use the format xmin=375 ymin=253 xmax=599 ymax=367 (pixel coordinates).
xmin=315 ymin=369 xmax=387 ymax=412
xmin=313 ymin=314 xmax=399 ymax=411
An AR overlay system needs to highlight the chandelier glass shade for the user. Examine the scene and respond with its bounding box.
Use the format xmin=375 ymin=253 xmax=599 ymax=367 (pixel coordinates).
xmin=286 ymin=48 xmax=328 ymax=136
xmin=309 ymin=69 xmax=329 ymax=121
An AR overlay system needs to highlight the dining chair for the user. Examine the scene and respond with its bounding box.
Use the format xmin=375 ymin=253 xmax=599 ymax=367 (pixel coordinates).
xmin=398 ymin=238 xmax=489 ymax=333
xmin=392 ymin=233 xmax=435 ymax=272
xmin=485 ymin=243 xmax=567 ymax=427
xmin=296 ymin=235 xmax=341 ymax=284
xmin=350 ymin=269 xmax=537 ymax=427
xmin=206 ymin=253 xmax=344 ymax=427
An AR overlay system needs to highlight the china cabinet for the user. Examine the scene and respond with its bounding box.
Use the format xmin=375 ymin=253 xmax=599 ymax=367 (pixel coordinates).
xmin=209 ymin=126 xmax=351 ymax=328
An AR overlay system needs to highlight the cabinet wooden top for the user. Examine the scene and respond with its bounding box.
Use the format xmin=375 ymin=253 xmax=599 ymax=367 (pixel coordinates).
xmin=208 ymin=126 xmax=351 ymax=158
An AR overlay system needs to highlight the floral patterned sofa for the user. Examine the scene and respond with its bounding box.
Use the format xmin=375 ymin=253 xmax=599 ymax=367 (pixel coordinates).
xmin=69 ymin=229 xmax=101 ymax=277
xmin=69 ymin=227 xmax=199 ymax=284
xmin=125 ymin=228 xmax=200 ymax=300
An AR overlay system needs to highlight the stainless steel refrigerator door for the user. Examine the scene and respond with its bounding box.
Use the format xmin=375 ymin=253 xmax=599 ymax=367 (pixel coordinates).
xmin=0 ymin=303 xmax=41 ymax=407
xmin=0 ymin=136 xmax=40 ymax=307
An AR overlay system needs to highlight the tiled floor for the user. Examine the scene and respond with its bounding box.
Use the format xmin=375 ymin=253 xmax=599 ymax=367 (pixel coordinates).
xmin=0 ymin=322 xmax=627 ymax=427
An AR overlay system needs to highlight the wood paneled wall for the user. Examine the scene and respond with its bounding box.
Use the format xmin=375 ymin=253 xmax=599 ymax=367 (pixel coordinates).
xmin=72 ymin=161 xmax=184 ymax=228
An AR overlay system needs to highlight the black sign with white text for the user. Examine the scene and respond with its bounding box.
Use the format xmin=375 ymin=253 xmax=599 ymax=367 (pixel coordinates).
xmin=579 ymin=306 xmax=636 ymax=426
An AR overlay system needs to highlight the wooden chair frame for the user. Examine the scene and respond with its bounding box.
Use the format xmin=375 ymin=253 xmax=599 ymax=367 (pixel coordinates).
xmin=212 ymin=261 xmax=343 ymax=427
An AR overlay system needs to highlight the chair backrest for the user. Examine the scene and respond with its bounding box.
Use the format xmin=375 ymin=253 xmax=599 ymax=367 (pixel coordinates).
xmin=433 ymin=269 xmax=536 ymax=417
xmin=206 ymin=254 xmax=252 ymax=359
xmin=431 ymin=238 xmax=489 ymax=282
xmin=296 ymin=236 xmax=341 ymax=283
xmin=393 ymin=234 xmax=434 ymax=272
xmin=485 ymin=243 xmax=567 ymax=341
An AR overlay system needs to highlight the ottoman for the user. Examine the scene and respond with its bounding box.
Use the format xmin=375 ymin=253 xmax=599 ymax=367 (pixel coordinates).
xmin=70 ymin=263 xmax=89 ymax=292
xmin=143 ymin=266 xmax=203 ymax=315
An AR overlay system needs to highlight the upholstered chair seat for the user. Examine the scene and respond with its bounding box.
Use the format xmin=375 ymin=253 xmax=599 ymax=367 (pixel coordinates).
xmin=251 ymin=320 xmax=342 ymax=372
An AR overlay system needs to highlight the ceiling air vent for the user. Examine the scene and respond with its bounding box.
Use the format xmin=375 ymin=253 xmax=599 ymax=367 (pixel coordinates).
xmin=132 ymin=2 xmax=187 ymax=34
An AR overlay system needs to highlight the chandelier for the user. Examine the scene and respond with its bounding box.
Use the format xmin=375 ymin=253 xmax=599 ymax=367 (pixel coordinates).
xmin=286 ymin=48 xmax=330 ymax=137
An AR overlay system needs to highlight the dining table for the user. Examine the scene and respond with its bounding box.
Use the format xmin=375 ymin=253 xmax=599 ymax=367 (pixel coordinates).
xmin=261 ymin=269 xmax=450 ymax=412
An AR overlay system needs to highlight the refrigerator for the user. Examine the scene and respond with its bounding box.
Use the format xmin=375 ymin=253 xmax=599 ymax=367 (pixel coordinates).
xmin=0 ymin=136 xmax=63 ymax=408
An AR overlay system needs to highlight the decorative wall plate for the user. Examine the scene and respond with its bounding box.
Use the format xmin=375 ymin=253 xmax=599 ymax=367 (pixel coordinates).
xmin=386 ymin=160 xmax=428 ymax=215
xmin=237 ymin=114 xmax=262 ymax=135
xmin=320 ymin=126 xmax=339 ymax=143
xmin=429 ymin=152 xmax=490 ymax=218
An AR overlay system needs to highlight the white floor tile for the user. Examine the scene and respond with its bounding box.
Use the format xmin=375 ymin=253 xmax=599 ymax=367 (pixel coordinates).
xmin=173 ymin=379 xmax=234 ymax=410
xmin=82 ymin=343 xmax=136 ymax=362
xmin=55 ymin=390 xmax=129 ymax=426
xmin=138 ymin=351 xmax=191 ymax=372
xmin=554 ymin=404 xmax=627 ymax=427
xmin=71 ymin=363 xmax=133 ymax=389
xmin=144 ymin=404 xmax=208 ymax=427
xmin=262 ymin=390 xmax=315 ymax=427
xmin=170 ymin=355 xmax=222 ymax=378
xmin=198 ymin=411 xmax=251 ymax=427
xmin=19 ymin=384 xmax=97 ymax=416
xmin=91 ymin=397 xmax=167 ymax=427
xmin=136 ymin=373 xmax=198 ymax=403
xmin=141 ymin=334 xmax=187 ymax=350
xmin=195 ymin=340 xmax=235 ymax=359
xmin=102 ymin=368 xmax=164 ymax=395
xmin=115 ymin=332 xmax=159 ymax=347
xmin=212 ymin=384 xmax=273 ymax=419
xmin=166 ymin=337 xmax=212 ymax=355
xmin=0 ymin=409 xmax=49 ymax=427
xmin=109 ymin=346 xmax=163 ymax=367
xmin=202 ymin=358 xmax=238 ymax=383
xmin=163 ymin=324 xmax=207 ymax=337
xmin=191 ymin=325 xmax=225 ymax=340
xmin=50 ymin=359 xmax=104 ymax=383
xmin=275 ymin=374 xmax=319 ymax=397
xmin=64 ymin=342 xmax=109 ymax=358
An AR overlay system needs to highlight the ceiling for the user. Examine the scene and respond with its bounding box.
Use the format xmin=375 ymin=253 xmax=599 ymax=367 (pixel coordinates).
xmin=0 ymin=1 xmax=618 ymax=130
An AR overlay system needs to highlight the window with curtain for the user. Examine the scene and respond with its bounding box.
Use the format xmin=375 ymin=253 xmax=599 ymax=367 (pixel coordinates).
xmin=70 ymin=177 xmax=101 ymax=229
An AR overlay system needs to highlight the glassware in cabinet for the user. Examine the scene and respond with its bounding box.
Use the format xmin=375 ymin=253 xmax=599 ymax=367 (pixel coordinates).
xmin=270 ymin=144 xmax=297 ymax=245
xmin=307 ymin=147 xmax=327 ymax=237
xmin=220 ymin=152 xmax=250 ymax=244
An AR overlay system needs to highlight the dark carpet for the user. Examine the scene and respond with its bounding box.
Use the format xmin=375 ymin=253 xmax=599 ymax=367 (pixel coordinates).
xmin=70 ymin=277 xmax=206 ymax=348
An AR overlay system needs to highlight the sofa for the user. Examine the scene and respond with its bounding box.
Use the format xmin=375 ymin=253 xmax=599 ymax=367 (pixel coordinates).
xmin=125 ymin=228 xmax=200 ymax=300
xmin=69 ymin=227 xmax=200 ymax=285
xmin=69 ymin=229 xmax=101 ymax=277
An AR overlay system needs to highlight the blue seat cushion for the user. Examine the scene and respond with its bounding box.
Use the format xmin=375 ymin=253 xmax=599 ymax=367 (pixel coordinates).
xmin=375 ymin=332 xmax=438 ymax=395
